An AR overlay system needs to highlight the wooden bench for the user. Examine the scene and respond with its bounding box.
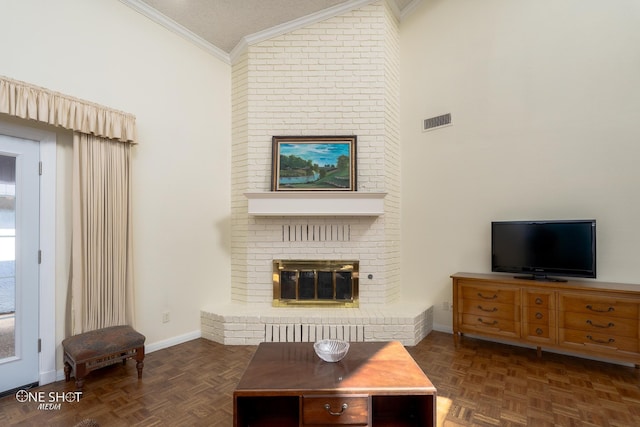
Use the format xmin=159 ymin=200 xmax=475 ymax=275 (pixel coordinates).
xmin=62 ymin=325 xmax=145 ymax=391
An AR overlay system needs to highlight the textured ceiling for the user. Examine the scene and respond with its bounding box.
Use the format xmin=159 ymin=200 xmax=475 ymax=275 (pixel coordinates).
xmin=138 ymin=0 xmax=415 ymax=53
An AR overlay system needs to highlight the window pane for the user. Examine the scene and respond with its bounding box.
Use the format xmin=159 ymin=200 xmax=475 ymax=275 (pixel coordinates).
xmin=298 ymin=271 xmax=315 ymax=299
xmin=336 ymin=272 xmax=352 ymax=300
xmin=317 ymin=271 xmax=333 ymax=299
xmin=280 ymin=271 xmax=297 ymax=300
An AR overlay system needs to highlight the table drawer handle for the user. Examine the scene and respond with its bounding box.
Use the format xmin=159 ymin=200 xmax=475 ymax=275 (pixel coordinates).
xmin=536 ymin=312 xmax=543 ymax=319
xmin=535 ymin=297 xmax=543 ymax=304
xmin=586 ymin=304 xmax=614 ymax=313
xmin=587 ymin=320 xmax=615 ymax=328
xmin=324 ymin=403 xmax=348 ymax=416
xmin=477 ymin=292 xmax=498 ymax=300
xmin=586 ymin=335 xmax=615 ymax=344
xmin=477 ymin=305 xmax=498 ymax=312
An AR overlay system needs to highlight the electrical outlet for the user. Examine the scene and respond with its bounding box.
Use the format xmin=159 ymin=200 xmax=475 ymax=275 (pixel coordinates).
xmin=162 ymin=311 xmax=170 ymax=323
xmin=441 ymin=301 xmax=450 ymax=311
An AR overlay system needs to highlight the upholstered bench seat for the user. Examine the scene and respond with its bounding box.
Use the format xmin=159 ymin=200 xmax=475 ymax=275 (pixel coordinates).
xmin=62 ymin=325 xmax=145 ymax=391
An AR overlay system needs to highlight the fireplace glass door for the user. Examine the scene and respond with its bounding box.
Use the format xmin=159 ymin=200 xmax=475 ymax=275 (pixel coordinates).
xmin=273 ymin=260 xmax=358 ymax=307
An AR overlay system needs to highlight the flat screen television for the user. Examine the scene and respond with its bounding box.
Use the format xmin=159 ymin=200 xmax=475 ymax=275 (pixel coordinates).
xmin=491 ymin=219 xmax=596 ymax=281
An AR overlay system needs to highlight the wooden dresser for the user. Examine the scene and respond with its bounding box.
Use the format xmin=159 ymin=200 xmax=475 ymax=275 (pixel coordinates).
xmin=452 ymin=272 xmax=640 ymax=367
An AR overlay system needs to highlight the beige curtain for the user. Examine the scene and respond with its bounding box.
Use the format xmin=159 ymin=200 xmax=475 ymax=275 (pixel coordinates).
xmin=0 ymin=75 xmax=136 ymax=143
xmin=1 ymin=75 xmax=137 ymax=334
xmin=71 ymin=133 xmax=135 ymax=334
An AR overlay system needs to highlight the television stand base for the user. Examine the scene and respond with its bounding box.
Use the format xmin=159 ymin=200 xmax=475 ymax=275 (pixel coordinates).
xmin=513 ymin=274 xmax=567 ymax=282
xmin=452 ymin=272 xmax=640 ymax=367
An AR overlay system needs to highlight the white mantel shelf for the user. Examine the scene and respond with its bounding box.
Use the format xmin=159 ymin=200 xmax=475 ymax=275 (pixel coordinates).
xmin=245 ymin=192 xmax=386 ymax=216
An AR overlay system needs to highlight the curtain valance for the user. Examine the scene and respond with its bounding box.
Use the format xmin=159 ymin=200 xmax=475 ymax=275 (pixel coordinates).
xmin=0 ymin=76 xmax=136 ymax=143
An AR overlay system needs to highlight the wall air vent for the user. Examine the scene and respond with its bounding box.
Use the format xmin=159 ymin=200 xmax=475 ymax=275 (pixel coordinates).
xmin=423 ymin=113 xmax=452 ymax=132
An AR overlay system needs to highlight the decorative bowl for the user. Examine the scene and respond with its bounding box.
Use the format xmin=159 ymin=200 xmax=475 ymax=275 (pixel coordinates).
xmin=314 ymin=339 xmax=350 ymax=363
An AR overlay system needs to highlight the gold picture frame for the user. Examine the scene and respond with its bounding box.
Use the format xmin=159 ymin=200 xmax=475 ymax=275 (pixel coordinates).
xmin=271 ymin=135 xmax=357 ymax=191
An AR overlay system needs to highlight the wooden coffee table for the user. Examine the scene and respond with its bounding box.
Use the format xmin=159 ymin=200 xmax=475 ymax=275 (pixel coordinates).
xmin=233 ymin=340 xmax=436 ymax=427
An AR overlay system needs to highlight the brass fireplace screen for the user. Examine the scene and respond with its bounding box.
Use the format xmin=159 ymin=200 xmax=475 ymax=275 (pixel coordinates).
xmin=273 ymin=260 xmax=359 ymax=307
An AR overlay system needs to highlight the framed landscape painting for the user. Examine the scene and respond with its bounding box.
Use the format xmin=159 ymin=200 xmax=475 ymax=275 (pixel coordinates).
xmin=271 ymin=136 xmax=357 ymax=191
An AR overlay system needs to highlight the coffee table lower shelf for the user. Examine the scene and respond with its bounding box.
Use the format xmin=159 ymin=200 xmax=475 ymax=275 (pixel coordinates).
xmin=235 ymin=394 xmax=433 ymax=427
xmin=236 ymin=396 xmax=298 ymax=427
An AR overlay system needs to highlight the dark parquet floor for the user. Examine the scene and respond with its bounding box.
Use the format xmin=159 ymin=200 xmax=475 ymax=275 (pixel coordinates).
xmin=1 ymin=331 xmax=639 ymax=426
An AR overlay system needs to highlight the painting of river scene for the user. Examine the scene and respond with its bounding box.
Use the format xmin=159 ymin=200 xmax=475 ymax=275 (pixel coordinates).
xmin=271 ymin=136 xmax=357 ymax=191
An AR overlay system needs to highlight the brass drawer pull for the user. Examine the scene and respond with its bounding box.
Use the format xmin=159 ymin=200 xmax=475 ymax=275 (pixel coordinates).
xmin=478 ymin=318 xmax=498 ymax=326
xmin=535 ymin=312 xmax=543 ymax=319
xmin=477 ymin=305 xmax=498 ymax=312
xmin=535 ymin=297 xmax=543 ymax=304
xmin=586 ymin=335 xmax=615 ymax=344
xmin=477 ymin=292 xmax=498 ymax=300
xmin=324 ymin=403 xmax=348 ymax=416
xmin=586 ymin=304 xmax=614 ymax=313
xmin=587 ymin=320 xmax=615 ymax=328
xmin=536 ymin=328 xmax=544 ymax=335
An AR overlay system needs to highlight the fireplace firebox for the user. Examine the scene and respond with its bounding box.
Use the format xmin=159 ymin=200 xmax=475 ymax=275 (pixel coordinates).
xmin=273 ymin=260 xmax=359 ymax=307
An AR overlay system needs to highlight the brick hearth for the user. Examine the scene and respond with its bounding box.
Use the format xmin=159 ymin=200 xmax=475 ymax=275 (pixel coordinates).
xmin=201 ymin=303 xmax=432 ymax=346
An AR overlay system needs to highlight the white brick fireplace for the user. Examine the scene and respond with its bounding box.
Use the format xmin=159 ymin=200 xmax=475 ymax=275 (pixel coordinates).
xmin=201 ymin=1 xmax=432 ymax=345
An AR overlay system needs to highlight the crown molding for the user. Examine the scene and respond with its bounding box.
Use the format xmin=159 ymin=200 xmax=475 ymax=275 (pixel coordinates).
xmin=229 ymin=37 xmax=249 ymax=65
xmin=244 ymin=0 xmax=376 ymax=45
xmin=386 ymin=0 xmax=402 ymax=20
xmin=119 ymin=0 xmax=231 ymax=65
xmin=231 ymin=0 xmax=377 ymax=64
xmin=121 ymin=0 xmax=422 ymax=65
xmin=230 ymin=0 xmax=423 ymax=64
xmin=400 ymin=0 xmax=424 ymax=21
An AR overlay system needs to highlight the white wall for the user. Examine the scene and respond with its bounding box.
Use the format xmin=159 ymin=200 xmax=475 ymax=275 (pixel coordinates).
xmin=1 ymin=0 xmax=232 ymax=365
xmin=400 ymin=0 xmax=640 ymax=330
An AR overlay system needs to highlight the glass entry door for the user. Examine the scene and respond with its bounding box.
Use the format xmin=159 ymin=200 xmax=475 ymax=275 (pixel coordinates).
xmin=0 ymin=155 xmax=17 ymax=360
xmin=0 ymin=134 xmax=39 ymax=394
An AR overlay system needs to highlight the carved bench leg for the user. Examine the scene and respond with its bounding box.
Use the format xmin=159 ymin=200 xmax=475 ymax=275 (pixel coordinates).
xmin=75 ymin=362 xmax=87 ymax=392
xmin=136 ymin=360 xmax=144 ymax=379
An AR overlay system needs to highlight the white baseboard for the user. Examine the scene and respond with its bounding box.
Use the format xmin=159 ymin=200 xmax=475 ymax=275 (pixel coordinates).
xmin=39 ymin=370 xmax=58 ymax=386
xmin=431 ymin=323 xmax=453 ymax=334
xmin=145 ymin=330 xmax=202 ymax=354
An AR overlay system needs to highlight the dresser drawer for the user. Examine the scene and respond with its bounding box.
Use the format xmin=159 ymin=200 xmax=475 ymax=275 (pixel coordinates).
xmin=526 ymin=324 xmax=551 ymax=339
xmin=560 ymin=329 xmax=639 ymax=353
xmin=559 ymin=294 xmax=640 ymax=319
xmin=303 ymin=395 xmax=369 ymax=425
xmin=525 ymin=308 xmax=551 ymax=325
xmin=461 ymin=300 xmax=518 ymax=321
xmin=459 ymin=282 xmax=517 ymax=304
xmin=461 ymin=314 xmax=518 ymax=335
xmin=561 ymin=313 xmax=638 ymax=338
xmin=523 ymin=290 xmax=553 ymax=309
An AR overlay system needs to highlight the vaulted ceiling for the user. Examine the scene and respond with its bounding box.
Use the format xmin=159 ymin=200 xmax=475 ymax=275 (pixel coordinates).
xmin=122 ymin=0 xmax=420 ymax=61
